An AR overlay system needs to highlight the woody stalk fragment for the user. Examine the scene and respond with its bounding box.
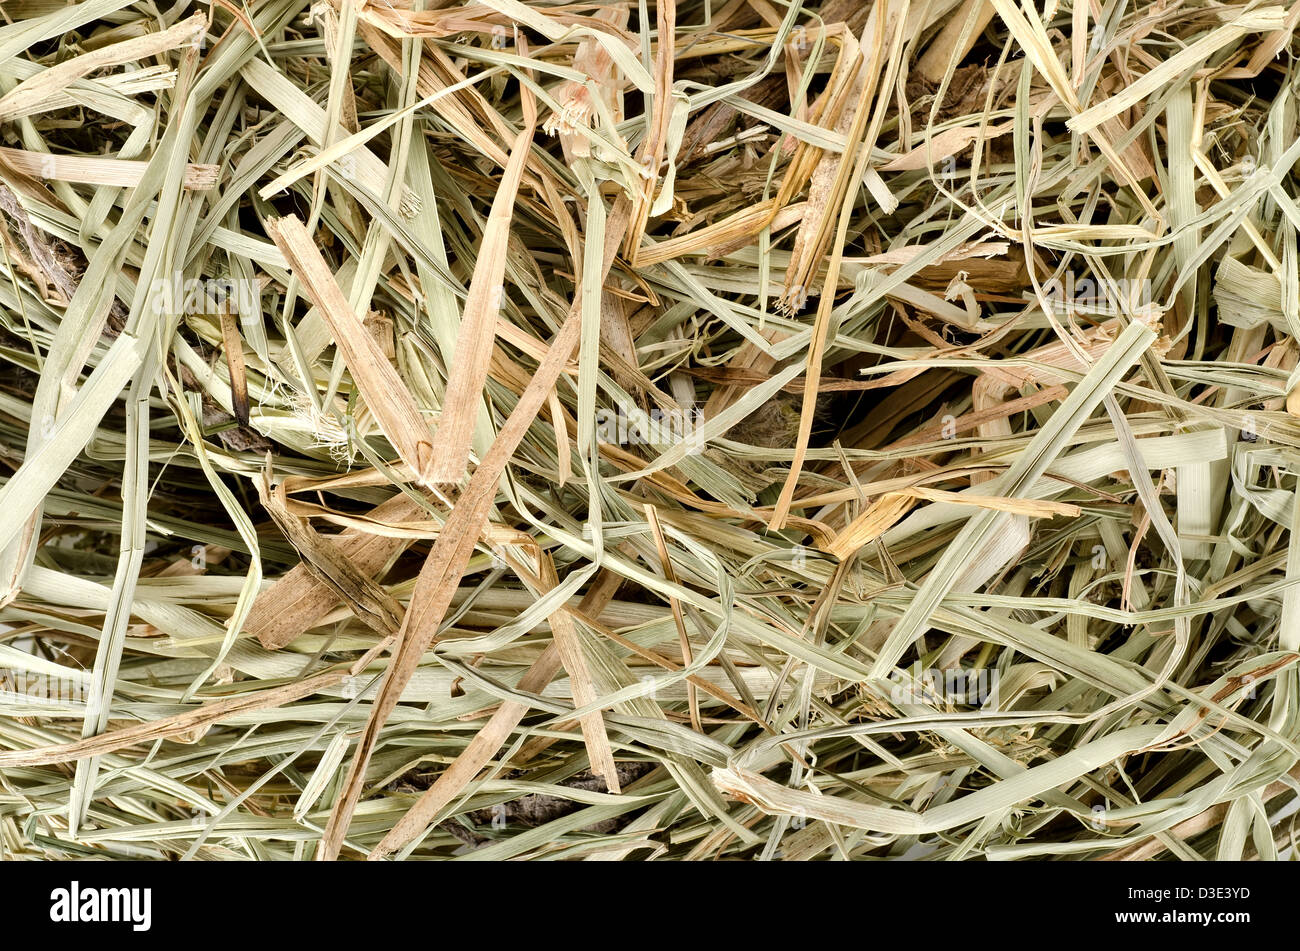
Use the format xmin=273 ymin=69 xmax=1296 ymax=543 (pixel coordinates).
xmin=0 ymin=0 xmax=1298 ymax=862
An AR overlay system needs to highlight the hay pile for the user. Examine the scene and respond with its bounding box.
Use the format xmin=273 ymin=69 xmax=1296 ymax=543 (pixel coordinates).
xmin=2 ymin=0 xmax=1300 ymax=861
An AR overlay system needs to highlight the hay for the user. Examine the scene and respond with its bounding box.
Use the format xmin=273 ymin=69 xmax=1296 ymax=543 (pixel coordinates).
xmin=1 ymin=0 xmax=1300 ymax=861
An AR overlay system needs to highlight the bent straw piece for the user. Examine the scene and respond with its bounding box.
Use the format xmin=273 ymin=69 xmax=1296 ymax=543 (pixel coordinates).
xmin=245 ymin=491 xmax=429 ymax=650
xmin=825 ymin=490 xmax=1080 ymax=561
xmin=265 ymin=215 xmax=438 ymax=484
xmin=259 ymin=476 xmax=405 ymax=639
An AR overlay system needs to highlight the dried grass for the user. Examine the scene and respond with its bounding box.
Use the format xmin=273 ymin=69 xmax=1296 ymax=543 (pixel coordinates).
xmin=2 ymin=0 xmax=1300 ymax=862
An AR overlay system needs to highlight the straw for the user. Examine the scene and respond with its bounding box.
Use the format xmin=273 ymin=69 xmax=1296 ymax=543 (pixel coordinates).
xmin=2 ymin=0 xmax=1299 ymax=863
